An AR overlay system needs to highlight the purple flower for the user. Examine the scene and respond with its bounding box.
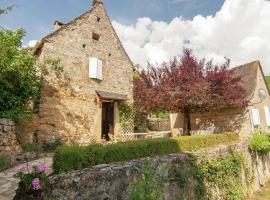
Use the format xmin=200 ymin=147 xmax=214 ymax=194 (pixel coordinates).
xmin=36 ymin=163 xmax=47 ymax=173
xmin=32 ymin=178 xmax=41 ymax=191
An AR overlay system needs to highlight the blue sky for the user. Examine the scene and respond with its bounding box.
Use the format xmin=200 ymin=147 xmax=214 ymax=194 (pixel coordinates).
xmin=1 ymin=0 xmax=270 ymax=75
xmin=0 ymin=0 xmax=223 ymax=42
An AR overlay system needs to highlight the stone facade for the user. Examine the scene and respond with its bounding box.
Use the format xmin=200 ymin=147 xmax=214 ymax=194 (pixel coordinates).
xmin=171 ymin=61 xmax=270 ymax=138
xmin=19 ymin=1 xmax=133 ymax=144
xmin=41 ymin=141 xmax=270 ymax=200
xmin=0 ymin=119 xmax=21 ymax=155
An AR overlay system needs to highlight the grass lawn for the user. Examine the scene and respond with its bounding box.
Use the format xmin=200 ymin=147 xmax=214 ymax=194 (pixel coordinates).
xmin=248 ymin=182 xmax=270 ymax=200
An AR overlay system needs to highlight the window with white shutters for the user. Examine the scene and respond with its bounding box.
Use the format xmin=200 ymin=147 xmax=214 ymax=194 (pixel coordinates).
xmin=89 ymin=57 xmax=103 ymax=80
xmin=251 ymin=108 xmax=260 ymax=126
xmin=264 ymin=106 xmax=270 ymax=126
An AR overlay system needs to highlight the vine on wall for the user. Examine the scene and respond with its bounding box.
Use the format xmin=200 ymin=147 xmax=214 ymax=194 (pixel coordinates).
xmin=131 ymin=149 xmax=253 ymax=200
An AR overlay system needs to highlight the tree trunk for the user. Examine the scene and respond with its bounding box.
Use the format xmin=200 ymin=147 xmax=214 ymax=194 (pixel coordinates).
xmin=183 ymin=110 xmax=191 ymax=136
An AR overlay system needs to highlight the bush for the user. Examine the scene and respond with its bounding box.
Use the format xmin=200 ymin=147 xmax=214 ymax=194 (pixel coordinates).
xmin=249 ymin=130 xmax=270 ymax=154
xmin=22 ymin=143 xmax=37 ymax=153
xmin=53 ymin=133 xmax=239 ymax=174
xmin=175 ymin=132 xmax=239 ymax=152
xmin=0 ymin=154 xmax=12 ymax=171
xmin=42 ymin=139 xmax=63 ymax=152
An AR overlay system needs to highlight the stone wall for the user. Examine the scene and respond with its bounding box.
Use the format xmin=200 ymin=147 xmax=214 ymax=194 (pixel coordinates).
xmin=0 ymin=119 xmax=21 ymax=155
xmin=44 ymin=141 xmax=270 ymax=200
xmin=170 ymin=108 xmax=246 ymax=136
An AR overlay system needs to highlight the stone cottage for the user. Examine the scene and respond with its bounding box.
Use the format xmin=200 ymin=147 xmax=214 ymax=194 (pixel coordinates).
xmin=170 ymin=61 xmax=270 ymax=138
xmin=19 ymin=0 xmax=133 ymax=144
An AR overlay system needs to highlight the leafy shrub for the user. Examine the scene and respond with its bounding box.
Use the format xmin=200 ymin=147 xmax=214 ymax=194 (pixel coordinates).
xmin=249 ymin=130 xmax=270 ymax=153
xmin=130 ymin=162 xmax=169 ymax=200
xmin=42 ymin=139 xmax=63 ymax=152
xmin=53 ymin=133 xmax=238 ymax=174
xmin=22 ymin=143 xmax=37 ymax=153
xmin=53 ymin=139 xmax=179 ymax=174
xmin=0 ymin=154 xmax=12 ymax=171
xmin=14 ymin=163 xmax=48 ymax=198
xmin=193 ymin=150 xmax=252 ymax=200
xmin=175 ymin=132 xmax=239 ymax=152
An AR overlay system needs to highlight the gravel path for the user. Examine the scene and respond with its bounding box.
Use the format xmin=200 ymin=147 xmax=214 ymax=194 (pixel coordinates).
xmin=0 ymin=157 xmax=53 ymax=200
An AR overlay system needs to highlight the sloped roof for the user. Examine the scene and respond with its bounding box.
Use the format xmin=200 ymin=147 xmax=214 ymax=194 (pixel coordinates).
xmin=32 ymin=1 xmax=104 ymax=55
xmin=96 ymin=90 xmax=127 ymax=101
xmin=231 ymin=60 xmax=269 ymax=100
xmin=32 ymin=8 xmax=94 ymax=55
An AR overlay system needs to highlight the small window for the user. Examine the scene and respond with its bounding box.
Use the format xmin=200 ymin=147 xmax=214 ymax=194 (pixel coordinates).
xmin=92 ymin=32 xmax=100 ymax=41
xmin=96 ymin=16 xmax=101 ymax=22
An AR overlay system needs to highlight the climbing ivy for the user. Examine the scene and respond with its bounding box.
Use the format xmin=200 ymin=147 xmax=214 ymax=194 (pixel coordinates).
xmin=130 ymin=161 xmax=170 ymax=200
xmin=168 ymin=150 xmax=253 ymax=200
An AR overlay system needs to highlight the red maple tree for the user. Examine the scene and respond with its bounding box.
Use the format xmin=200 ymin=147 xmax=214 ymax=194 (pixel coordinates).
xmin=134 ymin=49 xmax=248 ymax=135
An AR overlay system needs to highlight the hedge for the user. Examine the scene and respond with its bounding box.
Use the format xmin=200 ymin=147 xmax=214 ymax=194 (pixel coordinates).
xmin=53 ymin=133 xmax=239 ymax=174
xmin=175 ymin=132 xmax=239 ymax=152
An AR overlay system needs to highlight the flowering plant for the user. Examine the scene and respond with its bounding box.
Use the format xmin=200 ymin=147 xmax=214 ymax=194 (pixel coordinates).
xmin=14 ymin=163 xmax=48 ymax=193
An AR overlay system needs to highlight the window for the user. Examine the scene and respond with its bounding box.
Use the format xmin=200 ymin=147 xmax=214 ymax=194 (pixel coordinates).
xmin=92 ymin=32 xmax=100 ymax=41
xmin=264 ymin=106 xmax=270 ymax=126
xmin=251 ymin=108 xmax=260 ymax=126
xmin=89 ymin=58 xmax=102 ymax=80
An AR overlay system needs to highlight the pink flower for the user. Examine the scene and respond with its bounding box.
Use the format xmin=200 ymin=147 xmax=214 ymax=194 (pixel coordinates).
xmin=36 ymin=163 xmax=47 ymax=173
xmin=32 ymin=178 xmax=41 ymax=190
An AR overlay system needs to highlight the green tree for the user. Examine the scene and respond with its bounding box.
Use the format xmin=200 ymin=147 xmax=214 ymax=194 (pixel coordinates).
xmin=0 ymin=5 xmax=14 ymax=15
xmin=0 ymin=29 xmax=42 ymax=120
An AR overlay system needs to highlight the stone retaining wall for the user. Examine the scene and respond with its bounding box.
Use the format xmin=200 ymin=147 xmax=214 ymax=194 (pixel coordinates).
xmin=0 ymin=119 xmax=22 ymax=155
xmin=44 ymin=141 xmax=270 ymax=200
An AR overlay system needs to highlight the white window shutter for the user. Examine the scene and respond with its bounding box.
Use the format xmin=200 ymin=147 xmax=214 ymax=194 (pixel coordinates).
xmin=252 ymin=108 xmax=260 ymax=126
xmin=89 ymin=57 xmax=98 ymax=79
xmin=264 ymin=106 xmax=270 ymax=126
xmin=97 ymin=59 xmax=103 ymax=80
xmin=89 ymin=58 xmax=102 ymax=80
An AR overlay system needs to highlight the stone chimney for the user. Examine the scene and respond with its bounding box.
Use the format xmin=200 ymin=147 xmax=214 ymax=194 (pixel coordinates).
xmin=92 ymin=0 xmax=103 ymax=7
xmin=54 ymin=20 xmax=64 ymax=30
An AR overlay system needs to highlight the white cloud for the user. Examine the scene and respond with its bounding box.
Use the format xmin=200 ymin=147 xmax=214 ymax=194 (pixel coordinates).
xmin=27 ymin=40 xmax=38 ymax=47
xmin=112 ymin=0 xmax=270 ymax=75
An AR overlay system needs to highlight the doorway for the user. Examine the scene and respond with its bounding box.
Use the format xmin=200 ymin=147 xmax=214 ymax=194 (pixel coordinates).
xmin=102 ymin=102 xmax=114 ymax=141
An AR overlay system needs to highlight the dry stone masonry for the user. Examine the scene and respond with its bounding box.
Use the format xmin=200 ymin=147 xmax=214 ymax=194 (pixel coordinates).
xmin=43 ymin=141 xmax=270 ymax=200
xmin=0 ymin=119 xmax=21 ymax=155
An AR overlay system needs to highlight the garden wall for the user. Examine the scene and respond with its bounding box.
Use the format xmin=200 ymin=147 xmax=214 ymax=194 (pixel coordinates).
xmin=0 ymin=119 xmax=21 ymax=155
xmin=44 ymin=141 xmax=270 ymax=200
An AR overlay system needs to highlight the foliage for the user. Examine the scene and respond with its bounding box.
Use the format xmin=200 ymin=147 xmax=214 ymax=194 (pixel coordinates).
xmin=53 ymin=139 xmax=179 ymax=174
xmin=22 ymin=143 xmax=37 ymax=153
xmin=0 ymin=29 xmax=42 ymax=120
xmin=249 ymin=130 xmax=270 ymax=154
xmin=119 ymin=103 xmax=133 ymax=129
xmin=150 ymin=111 xmax=170 ymax=120
xmin=0 ymin=28 xmax=63 ymax=121
xmin=42 ymin=139 xmax=63 ymax=152
xmin=134 ymin=49 xmax=248 ymax=134
xmin=0 ymin=154 xmax=12 ymax=171
xmin=174 ymin=132 xmax=239 ymax=152
xmin=14 ymin=163 xmax=48 ymax=196
xmin=265 ymin=76 xmax=270 ymax=90
xmin=53 ymin=133 xmax=238 ymax=174
xmin=130 ymin=162 xmax=169 ymax=200
xmin=193 ymin=150 xmax=253 ymax=200
xmin=0 ymin=5 xmax=14 ymax=15
xmin=169 ymin=166 xmax=188 ymax=188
